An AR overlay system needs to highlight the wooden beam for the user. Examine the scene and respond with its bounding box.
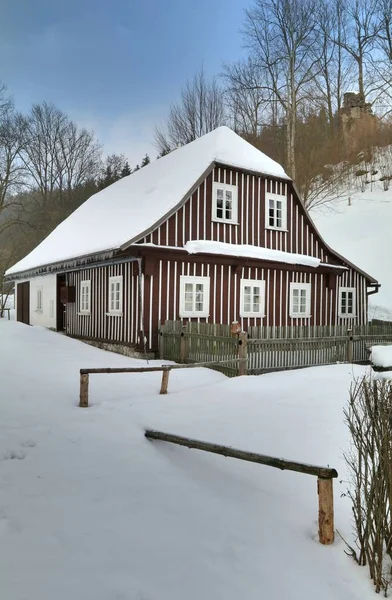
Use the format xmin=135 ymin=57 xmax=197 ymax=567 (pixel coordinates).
xmin=80 ymin=359 xmax=241 ymax=376
xmin=144 ymin=430 xmax=338 ymax=479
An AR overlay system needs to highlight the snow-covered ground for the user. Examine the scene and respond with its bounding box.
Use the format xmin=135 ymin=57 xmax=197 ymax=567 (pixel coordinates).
xmin=312 ymin=183 xmax=392 ymax=321
xmin=0 ymin=321 xmax=378 ymax=599
xmin=371 ymin=344 xmax=392 ymax=368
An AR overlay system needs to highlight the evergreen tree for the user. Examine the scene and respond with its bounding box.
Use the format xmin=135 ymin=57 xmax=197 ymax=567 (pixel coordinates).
xmin=121 ymin=161 xmax=131 ymax=178
xmin=141 ymin=154 xmax=150 ymax=167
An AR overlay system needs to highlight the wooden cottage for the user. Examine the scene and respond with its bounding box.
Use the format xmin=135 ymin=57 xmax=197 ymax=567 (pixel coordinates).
xmin=6 ymin=126 xmax=380 ymax=353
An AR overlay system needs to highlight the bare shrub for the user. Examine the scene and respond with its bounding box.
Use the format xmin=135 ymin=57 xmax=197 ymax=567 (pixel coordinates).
xmin=344 ymin=375 xmax=392 ymax=595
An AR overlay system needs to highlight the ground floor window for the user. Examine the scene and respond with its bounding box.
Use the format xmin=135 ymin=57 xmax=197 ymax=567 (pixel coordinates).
xmin=240 ymin=279 xmax=265 ymax=317
xmin=290 ymin=283 xmax=311 ymax=318
xmin=36 ymin=287 xmax=43 ymax=312
xmin=108 ymin=276 xmax=123 ymax=314
xmin=179 ymin=276 xmax=210 ymax=318
xmin=339 ymin=287 xmax=356 ymax=317
xmin=80 ymin=280 xmax=91 ymax=314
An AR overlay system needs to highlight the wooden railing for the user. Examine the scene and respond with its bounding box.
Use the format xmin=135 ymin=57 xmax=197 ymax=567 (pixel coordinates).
xmin=79 ymin=358 xmax=243 ymax=407
xmin=145 ymin=429 xmax=338 ymax=545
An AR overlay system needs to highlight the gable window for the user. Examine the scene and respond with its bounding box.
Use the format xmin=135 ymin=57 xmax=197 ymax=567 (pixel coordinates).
xmin=80 ymin=280 xmax=91 ymax=314
xmin=339 ymin=287 xmax=356 ymax=317
xmin=290 ymin=283 xmax=311 ymax=318
xmin=36 ymin=287 xmax=43 ymax=312
xmin=212 ymin=182 xmax=238 ymax=224
xmin=266 ymin=192 xmax=287 ymax=230
xmin=240 ymin=279 xmax=266 ymax=317
xmin=108 ymin=276 xmax=123 ymax=315
xmin=179 ymin=276 xmax=210 ymax=318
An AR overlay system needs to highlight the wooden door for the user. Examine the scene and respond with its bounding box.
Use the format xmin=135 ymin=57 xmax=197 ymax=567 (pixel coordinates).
xmin=16 ymin=282 xmax=30 ymax=325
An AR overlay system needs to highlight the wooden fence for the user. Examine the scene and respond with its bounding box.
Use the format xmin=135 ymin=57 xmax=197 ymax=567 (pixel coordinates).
xmin=159 ymin=321 xmax=392 ymax=376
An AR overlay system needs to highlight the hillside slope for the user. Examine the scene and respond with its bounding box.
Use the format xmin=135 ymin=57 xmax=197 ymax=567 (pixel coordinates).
xmin=312 ymin=183 xmax=392 ymax=320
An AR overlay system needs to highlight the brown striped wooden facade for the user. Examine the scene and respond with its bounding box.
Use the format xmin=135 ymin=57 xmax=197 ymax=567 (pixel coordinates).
xmin=59 ymin=163 xmax=376 ymax=351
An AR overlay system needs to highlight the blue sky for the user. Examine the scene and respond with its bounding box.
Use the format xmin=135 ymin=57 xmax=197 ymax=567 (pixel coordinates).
xmin=1 ymin=0 xmax=247 ymax=164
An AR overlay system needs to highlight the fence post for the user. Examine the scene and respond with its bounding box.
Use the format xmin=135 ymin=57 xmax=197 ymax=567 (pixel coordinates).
xmin=238 ymin=331 xmax=248 ymax=376
xmin=79 ymin=372 xmax=89 ymax=408
xmin=160 ymin=367 xmax=171 ymax=394
xmin=180 ymin=332 xmax=187 ymax=363
xmin=317 ymin=477 xmax=334 ymax=545
xmin=347 ymin=328 xmax=353 ymax=363
xmin=159 ymin=324 xmax=164 ymax=360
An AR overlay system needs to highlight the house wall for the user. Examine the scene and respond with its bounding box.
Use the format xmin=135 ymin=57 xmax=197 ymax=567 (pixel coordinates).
xmin=138 ymin=166 xmax=336 ymax=264
xmin=63 ymin=254 xmax=368 ymax=351
xmin=144 ymin=256 xmax=368 ymax=348
xmin=65 ymin=261 xmax=140 ymax=345
xmin=15 ymin=275 xmax=57 ymax=328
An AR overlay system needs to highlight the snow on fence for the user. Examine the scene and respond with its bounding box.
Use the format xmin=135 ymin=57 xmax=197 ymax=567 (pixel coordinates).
xmin=145 ymin=429 xmax=338 ymax=545
xmin=159 ymin=321 xmax=392 ymax=376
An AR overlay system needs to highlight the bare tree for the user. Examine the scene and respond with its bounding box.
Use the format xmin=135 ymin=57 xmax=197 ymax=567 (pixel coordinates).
xmin=223 ymin=59 xmax=274 ymax=136
xmin=332 ymin=0 xmax=380 ymax=98
xmin=155 ymin=68 xmax=226 ymax=154
xmin=315 ymin=0 xmax=355 ymax=127
xmin=242 ymin=0 xmax=323 ymax=179
xmin=18 ymin=102 xmax=101 ymax=229
xmin=0 ymin=85 xmax=26 ymax=237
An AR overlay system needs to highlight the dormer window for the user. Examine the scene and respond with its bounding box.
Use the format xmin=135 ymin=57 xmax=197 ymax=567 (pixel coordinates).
xmin=212 ymin=182 xmax=238 ymax=224
xmin=266 ymin=192 xmax=287 ymax=231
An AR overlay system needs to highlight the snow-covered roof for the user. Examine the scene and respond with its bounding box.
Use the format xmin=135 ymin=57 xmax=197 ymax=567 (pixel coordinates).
xmin=6 ymin=127 xmax=289 ymax=276
xmin=184 ymin=240 xmax=320 ymax=268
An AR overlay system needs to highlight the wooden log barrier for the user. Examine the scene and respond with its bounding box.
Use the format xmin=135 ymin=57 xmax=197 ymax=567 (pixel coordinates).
xmin=145 ymin=429 xmax=337 ymax=545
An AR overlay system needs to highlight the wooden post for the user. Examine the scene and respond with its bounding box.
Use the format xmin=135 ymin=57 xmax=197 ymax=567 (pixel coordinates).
xmin=180 ymin=332 xmax=187 ymax=363
xmin=347 ymin=328 xmax=353 ymax=363
xmin=159 ymin=329 xmax=164 ymax=360
xmin=79 ymin=373 xmax=89 ymax=408
xmin=160 ymin=368 xmax=171 ymax=394
xmin=318 ymin=477 xmax=334 ymax=545
xmin=238 ymin=331 xmax=248 ymax=376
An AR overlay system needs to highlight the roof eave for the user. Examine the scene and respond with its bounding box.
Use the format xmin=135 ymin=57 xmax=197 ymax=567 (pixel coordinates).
xmin=4 ymin=248 xmax=119 ymax=281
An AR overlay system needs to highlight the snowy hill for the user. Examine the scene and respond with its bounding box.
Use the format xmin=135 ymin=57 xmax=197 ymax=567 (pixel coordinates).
xmin=0 ymin=320 xmax=379 ymax=599
xmin=312 ymin=182 xmax=392 ymax=321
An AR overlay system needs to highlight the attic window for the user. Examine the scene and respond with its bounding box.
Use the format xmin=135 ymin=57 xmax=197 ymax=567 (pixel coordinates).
xmin=212 ymin=182 xmax=238 ymax=224
xmin=266 ymin=192 xmax=287 ymax=231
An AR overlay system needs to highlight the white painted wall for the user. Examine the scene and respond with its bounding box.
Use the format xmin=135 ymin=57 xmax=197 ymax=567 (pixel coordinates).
xmin=15 ymin=275 xmax=57 ymax=329
xmin=30 ymin=275 xmax=57 ymax=328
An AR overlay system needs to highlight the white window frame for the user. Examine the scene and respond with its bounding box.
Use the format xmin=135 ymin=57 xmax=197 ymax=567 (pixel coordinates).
xmin=80 ymin=280 xmax=91 ymax=315
xmin=179 ymin=276 xmax=210 ymax=318
xmin=108 ymin=276 xmax=123 ymax=315
xmin=212 ymin=181 xmax=238 ymax=224
xmin=339 ymin=287 xmax=356 ymax=318
xmin=240 ymin=279 xmax=266 ymax=318
xmin=36 ymin=287 xmax=43 ymax=312
xmin=289 ymin=283 xmax=311 ymax=318
xmin=266 ymin=192 xmax=287 ymax=231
